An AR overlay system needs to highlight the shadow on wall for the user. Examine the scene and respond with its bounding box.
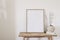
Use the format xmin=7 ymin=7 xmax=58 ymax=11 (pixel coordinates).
xmin=44 ymin=12 xmax=48 ymax=33
xmin=0 ymin=12 xmax=8 ymax=40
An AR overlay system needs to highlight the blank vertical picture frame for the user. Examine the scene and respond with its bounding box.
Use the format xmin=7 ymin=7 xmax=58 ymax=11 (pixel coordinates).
xmin=26 ymin=9 xmax=44 ymax=32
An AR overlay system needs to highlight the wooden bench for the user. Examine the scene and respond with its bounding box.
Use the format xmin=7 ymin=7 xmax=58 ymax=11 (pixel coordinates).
xmin=19 ymin=32 xmax=57 ymax=40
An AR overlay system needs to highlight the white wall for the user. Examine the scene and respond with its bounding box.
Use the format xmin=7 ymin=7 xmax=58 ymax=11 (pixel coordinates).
xmin=14 ymin=0 xmax=60 ymax=40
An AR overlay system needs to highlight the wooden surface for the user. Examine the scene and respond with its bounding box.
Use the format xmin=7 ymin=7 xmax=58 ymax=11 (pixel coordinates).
xmin=19 ymin=32 xmax=57 ymax=40
xmin=19 ymin=32 xmax=57 ymax=37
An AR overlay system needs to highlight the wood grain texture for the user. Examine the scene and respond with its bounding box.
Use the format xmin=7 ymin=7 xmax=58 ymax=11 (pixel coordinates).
xmin=19 ymin=32 xmax=57 ymax=37
xmin=19 ymin=32 xmax=57 ymax=40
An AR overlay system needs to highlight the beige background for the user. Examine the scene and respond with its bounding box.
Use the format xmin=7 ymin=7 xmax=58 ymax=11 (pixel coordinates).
xmin=0 ymin=0 xmax=15 ymax=40
xmin=0 ymin=0 xmax=60 ymax=40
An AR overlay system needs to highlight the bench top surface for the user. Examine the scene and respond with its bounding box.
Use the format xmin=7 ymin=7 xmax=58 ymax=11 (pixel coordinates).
xmin=19 ymin=32 xmax=57 ymax=37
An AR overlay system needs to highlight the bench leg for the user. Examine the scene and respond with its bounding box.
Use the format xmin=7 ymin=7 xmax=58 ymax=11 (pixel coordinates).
xmin=48 ymin=36 xmax=53 ymax=40
xmin=23 ymin=37 xmax=25 ymax=40
xmin=27 ymin=38 xmax=29 ymax=40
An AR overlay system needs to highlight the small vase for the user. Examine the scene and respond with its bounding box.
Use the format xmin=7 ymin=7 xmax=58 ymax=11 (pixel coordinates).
xmin=46 ymin=25 xmax=56 ymax=35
